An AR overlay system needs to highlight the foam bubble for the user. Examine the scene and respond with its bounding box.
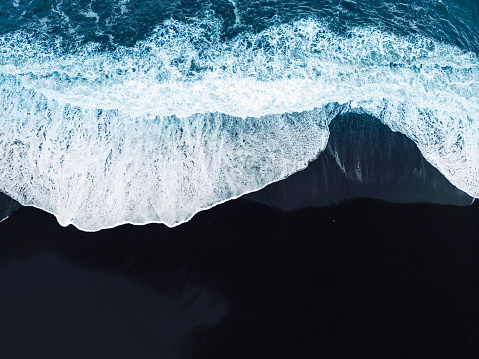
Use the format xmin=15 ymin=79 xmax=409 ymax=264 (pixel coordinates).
xmin=0 ymin=18 xmax=478 ymax=230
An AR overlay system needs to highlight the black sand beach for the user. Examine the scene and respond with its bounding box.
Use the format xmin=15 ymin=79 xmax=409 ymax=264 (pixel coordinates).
xmin=1 ymin=112 xmax=478 ymax=359
xmin=1 ymin=197 xmax=478 ymax=359
xmin=1 ymin=1 xmax=478 ymax=358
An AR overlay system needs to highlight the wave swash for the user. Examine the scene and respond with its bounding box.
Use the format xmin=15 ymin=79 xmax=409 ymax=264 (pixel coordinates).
xmin=0 ymin=18 xmax=478 ymax=231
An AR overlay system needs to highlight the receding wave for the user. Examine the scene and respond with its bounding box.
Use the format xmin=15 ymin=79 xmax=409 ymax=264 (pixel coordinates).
xmin=0 ymin=18 xmax=478 ymax=230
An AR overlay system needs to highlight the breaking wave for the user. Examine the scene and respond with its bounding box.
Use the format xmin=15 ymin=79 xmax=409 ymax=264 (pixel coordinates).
xmin=0 ymin=18 xmax=478 ymax=230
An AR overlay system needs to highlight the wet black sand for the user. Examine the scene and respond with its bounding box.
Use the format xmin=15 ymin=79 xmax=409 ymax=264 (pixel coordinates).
xmin=0 ymin=197 xmax=478 ymax=359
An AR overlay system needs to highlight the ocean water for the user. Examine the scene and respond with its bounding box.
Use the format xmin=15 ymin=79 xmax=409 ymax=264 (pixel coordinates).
xmin=1 ymin=2 xmax=479 ymax=358
xmin=0 ymin=0 xmax=478 ymax=230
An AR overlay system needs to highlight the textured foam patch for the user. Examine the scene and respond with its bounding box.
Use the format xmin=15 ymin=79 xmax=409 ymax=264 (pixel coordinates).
xmin=0 ymin=73 xmax=340 ymax=229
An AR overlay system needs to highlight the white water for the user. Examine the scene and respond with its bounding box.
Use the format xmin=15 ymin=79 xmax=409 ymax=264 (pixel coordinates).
xmin=228 ymin=0 xmax=241 ymax=25
xmin=0 ymin=19 xmax=478 ymax=230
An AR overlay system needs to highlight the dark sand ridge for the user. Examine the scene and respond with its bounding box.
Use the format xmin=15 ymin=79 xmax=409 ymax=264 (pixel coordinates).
xmin=246 ymin=112 xmax=473 ymax=210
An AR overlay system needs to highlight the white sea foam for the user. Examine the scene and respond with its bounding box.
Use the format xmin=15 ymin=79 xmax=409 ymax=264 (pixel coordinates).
xmin=0 ymin=18 xmax=478 ymax=230
xmin=228 ymin=0 xmax=241 ymax=25
xmin=0 ymin=73 xmax=339 ymax=229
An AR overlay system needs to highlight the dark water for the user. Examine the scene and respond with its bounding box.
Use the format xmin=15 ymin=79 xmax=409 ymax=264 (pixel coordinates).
xmin=1 ymin=0 xmax=478 ymax=52
xmin=0 ymin=1 xmax=478 ymax=358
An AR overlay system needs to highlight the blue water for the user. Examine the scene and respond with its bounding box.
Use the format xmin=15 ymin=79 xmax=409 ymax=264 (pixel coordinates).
xmin=0 ymin=0 xmax=478 ymax=230
xmin=1 ymin=1 xmax=478 ymax=52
